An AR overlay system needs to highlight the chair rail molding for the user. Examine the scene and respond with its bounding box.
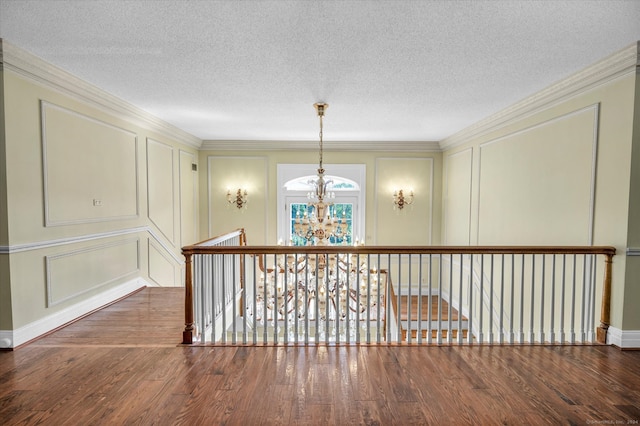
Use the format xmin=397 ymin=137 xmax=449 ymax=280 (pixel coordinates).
xmin=626 ymin=247 xmax=640 ymax=256
xmin=0 ymin=226 xmax=183 ymax=264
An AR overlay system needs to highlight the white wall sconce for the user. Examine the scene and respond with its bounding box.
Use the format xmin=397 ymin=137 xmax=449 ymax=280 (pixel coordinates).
xmin=227 ymin=188 xmax=248 ymax=209
xmin=393 ymin=189 xmax=414 ymax=210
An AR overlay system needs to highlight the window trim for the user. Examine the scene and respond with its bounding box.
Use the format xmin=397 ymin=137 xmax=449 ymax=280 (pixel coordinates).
xmin=277 ymin=164 xmax=366 ymax=245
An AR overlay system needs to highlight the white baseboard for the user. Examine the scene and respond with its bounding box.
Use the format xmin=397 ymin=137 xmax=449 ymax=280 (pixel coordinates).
xmin=0 ymin=332 xmax=12 ymax=349
xmin=606 ymin=327 xmax=640 ymax=349
xmin=0 ymin=277 xmax=149 ymax=349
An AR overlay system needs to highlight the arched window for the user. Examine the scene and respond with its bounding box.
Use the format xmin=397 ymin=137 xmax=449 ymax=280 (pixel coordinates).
xmin=277 ymin=164 xmax=366 ymax=246
xmin=284 ymin=175 xmax=359 ymax=191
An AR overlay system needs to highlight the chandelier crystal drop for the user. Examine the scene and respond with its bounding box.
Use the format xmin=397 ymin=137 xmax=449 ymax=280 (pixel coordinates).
xmin=252 ymin=251 xmax=383 ymax=342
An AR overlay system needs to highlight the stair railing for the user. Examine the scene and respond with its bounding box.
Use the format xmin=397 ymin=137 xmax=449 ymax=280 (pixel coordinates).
xmin=182 ymin=228 xmax=247 ymax=344
xmin=182 ymin=239 xmax=615 ymax=345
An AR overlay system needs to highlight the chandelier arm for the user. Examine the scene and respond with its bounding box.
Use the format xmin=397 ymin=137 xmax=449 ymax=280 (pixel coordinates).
xmin=284 ymin=292 xmax=296 ymax=315
xmin=348 ymin=289 xmax=360 ymax=312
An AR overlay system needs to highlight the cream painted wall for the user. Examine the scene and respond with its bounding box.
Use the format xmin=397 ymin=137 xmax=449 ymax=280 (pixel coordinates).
xmin=0 ymin=69 xmax=7 ymax=247
xmin=148 ymin=239 xmax=180 ymax=287
xmin=443 ymin=73 xmax=637 ymax=332
xmin=45 ymin=238 xmax=140 ymax=307
xmin=622 ymin=73 xmax=640 ymax=329
xmin=0 ymin=70 xmax=10 ymax=332
xmin=1 ymin=41 xmax=637 ymax=345
xmin=0 ymin=67 xmax=199 ymax=343
xmin=207 ymin=156 xmax=269 ymax=244
xmin=179 ymin=150 xmax=198 ymax=247
xmin=147 ymin=138 xmax=176 ymax=243
xmin=443 ymin=148 xmax=473 ymax=245
xmin=42 ymin=102 xmax=139 ymax=225
xmin=199 ymin=150 xmax=442 ymax=246
xmin=375 ymin=157 xmax=433 ymax=245
xmin=476 ymin=105 xmax=597 ymax=245
xmin=0 ymin=255 xmax=11 ymax=330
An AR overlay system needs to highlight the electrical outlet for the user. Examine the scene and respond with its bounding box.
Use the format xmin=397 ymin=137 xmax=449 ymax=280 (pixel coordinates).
xmin=93 ymin=199 xmax=103 ymax=207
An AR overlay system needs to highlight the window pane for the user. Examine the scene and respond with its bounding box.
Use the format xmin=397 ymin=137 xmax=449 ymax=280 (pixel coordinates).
xmin=284 ymin=175 xmax=359 ymax=191
xmin=329 ymin=203 xmax=352 ymax=245
xmin=290 ymin=203 xmax=353 ymax=246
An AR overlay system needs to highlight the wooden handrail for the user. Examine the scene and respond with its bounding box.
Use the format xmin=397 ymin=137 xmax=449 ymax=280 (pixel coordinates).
xmin=182 ymin=228 xmax=247 ymax=344
xmin=188 ymin=228 xmax=246 ymax=247
xmin=182 ymin=238 xmax=616 ymax=345
xmin=183 ymin=245 xmax=616 ymax=256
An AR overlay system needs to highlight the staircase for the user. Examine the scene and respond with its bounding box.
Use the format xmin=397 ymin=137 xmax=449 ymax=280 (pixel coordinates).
xmin=216 ymin=294 xmax=469 ymax=344
xmin=397 ymin=295 xmax=470 ymax=341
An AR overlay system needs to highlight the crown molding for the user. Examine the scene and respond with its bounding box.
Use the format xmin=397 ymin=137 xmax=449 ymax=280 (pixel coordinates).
xmin=4 ymin=37 xmax=637 ymax=154
xmin=200 ymin=139 xmax=441 ymax=152
xmin=441 ymin=41 xmax=640 ymax=151
xmin=0 ymin=39 xmax=202 ymax=149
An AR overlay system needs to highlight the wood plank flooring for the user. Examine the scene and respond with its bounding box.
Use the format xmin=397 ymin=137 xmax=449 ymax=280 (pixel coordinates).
xmin=1 ymin=287 xmax=640 ymax=425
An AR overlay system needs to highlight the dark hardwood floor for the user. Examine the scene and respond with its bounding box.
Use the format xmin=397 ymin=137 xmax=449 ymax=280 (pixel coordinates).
xmin=1 ymin=287 xmax=640 ymax=425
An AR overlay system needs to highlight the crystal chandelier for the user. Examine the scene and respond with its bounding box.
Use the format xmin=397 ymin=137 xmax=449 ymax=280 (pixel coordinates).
xmin=293 ymin=103 xmax=349 ymax=246
xmin=253 ymin=251 xmax=383 ymax=342
xmin=246 ymin=103 xmax=380 ymax=342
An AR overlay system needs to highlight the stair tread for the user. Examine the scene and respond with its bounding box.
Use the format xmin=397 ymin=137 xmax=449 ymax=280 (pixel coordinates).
xmin=398 ymin=295 xmax=465 ymax=322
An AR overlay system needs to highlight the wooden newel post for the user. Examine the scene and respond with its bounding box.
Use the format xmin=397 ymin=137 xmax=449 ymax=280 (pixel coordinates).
xmin=597 ymin=253 xmax=613 ymax=344
xmin=183 ymin=252 xmax=194 ymax=344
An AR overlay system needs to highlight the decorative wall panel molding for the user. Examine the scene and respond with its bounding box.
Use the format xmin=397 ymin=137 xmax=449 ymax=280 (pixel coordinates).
xmin=45 ymin=238 xmax=140 ymax=307
xmin=207 ymin=156 xmax=269 ymax=243
xmin=148 ymin=239 xmax=178 ymax=287
xmin=179 ymin=150 xmax=198 ymax=247
xmin=476 ymin=104 xmax=599 ymax=245
xmin=374 ymin=157 xmax=433 ymax=245
xmin=146 ymin=138 xmax=176 ymax=245
xmin=443 ymin=148 xmax=473 ymax=245
xmin=41 ymin=101 xmax=139 ymax=226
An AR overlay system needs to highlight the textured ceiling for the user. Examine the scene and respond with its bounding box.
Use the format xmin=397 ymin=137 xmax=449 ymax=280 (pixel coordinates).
xmin=1 ymin=0 xmax=639 ymax=143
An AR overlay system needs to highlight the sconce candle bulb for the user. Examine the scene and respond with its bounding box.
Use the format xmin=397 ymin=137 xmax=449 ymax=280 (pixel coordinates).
xmin=227 ymin=188 xmax=248 ymax=209
xmin=393 ymin=189 xmax=414 ymax=210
